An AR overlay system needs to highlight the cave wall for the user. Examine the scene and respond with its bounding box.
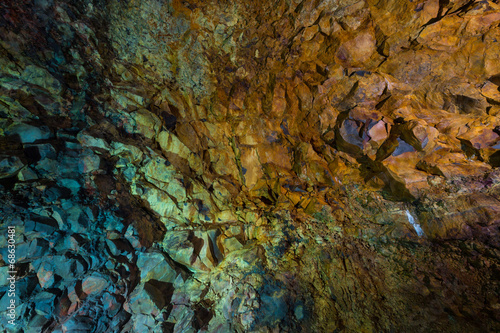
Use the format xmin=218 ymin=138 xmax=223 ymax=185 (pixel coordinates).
xmin=1 ymin=0 xmax=500 ymax=331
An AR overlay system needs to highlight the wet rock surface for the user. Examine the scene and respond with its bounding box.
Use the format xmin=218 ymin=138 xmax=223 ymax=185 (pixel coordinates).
xmin=1 ymin=0 xmax=500 ymax=332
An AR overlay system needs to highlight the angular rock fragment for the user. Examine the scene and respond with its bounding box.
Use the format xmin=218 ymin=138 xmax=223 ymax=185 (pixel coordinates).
xmin=81 ymin=273 xmax=108 ymax=296
xmin=6 ymin=123 xmax=50 ymax=143
xmin=0 ymin=156 xmax=24 ymax=179
xmin=137 ymin=251 xmax=177 ymax=283
xmin=36 ymin=262 xmax=55 ymax=289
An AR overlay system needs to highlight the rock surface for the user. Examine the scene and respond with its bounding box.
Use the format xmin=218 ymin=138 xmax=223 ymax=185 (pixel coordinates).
xmin=1 ymin=0 xmax=500 ymax=332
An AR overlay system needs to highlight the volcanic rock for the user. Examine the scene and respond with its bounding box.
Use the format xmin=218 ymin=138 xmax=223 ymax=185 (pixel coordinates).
xmin=2 ymin=0 xmax=500 ymax=332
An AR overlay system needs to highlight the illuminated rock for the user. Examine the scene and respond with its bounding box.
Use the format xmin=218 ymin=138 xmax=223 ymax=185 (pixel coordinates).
xmin=1 ymin=0 xmax=500 ymax=332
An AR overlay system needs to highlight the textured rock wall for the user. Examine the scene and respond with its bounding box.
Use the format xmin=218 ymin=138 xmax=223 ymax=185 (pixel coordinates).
xmin=1 ymin=0 xmax=500 ymax=332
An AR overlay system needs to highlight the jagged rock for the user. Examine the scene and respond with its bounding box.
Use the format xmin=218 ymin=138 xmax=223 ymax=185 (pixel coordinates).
xmin=17 ymin=167 xmax=38 ymax=181
xmin=399 ymin=120 xmax=439 ymax=152
xmin=220 ymin=237 xmax=243 ymax=254
xmin=0 ymin=156 xmax=24 ymax=179
xmin=336 ymin=31 xmax=377 ymax=68
xmin=27 ymin=314 xmax=49 ymax=332
xmin=130 ymin=109 xmax=162 ymax=139
xmin=64 ymin=204 xmax=89 ymax=233
xmin=57 ymin=317 xmax=93 ymax=333
xmin=125 ymin=279 xmax=174 ymax=321
xmin=142 ymin=186 xmax=182 ymax=219
xmin=21 ymin=65 xmax=62 ymax=95
xmin=102 ymin=292 xmax=121 ymax=317
xmin=167 ymin=305 xmax=196 ymax=333
xmin=34 ymin=291 xmax=57 ymax=317
xmin=240 ymin=147 xmax=264 ymax=188
xmin=81 ymin=273 xmax=109 ymax=296
xmin=79 ymin=150 xmax=100 ymax=174
xmin=36 ymin=261 xmax=55 ymax=289
xmin=77 ymin=132 xmax=110 ymax=150
xmin=458 ymin=127 xmax=500 ymax=150
xmin=34 ymin=158 xmax=59 ymax=179
xmin=2 ymin=0 xmax=500 ymax=332
xmin=0 ymin=266 xmax=10 ymax=287
xmin=110 ymin=141 xmax=143 ymax=161
xmin=5 ymin=123 xmax=50 ymax=143
xmin=417 ymin=150 xmax=491 ymax=178
xmin=27 ymin=143 xmax=57 ymax=160
xmin=419 ymin=193 xmax=500 ymax=240
xmin=137 ymin=252 xmax=177 ymax=283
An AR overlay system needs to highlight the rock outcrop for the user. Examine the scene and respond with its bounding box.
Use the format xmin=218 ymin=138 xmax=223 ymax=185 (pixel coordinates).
xmin=1 ymin=0 xmax=500 ymax=332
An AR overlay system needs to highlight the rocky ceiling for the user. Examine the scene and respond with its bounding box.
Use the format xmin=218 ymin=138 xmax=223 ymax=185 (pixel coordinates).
xmin=1 ymin=0 xmax=500 ymax=331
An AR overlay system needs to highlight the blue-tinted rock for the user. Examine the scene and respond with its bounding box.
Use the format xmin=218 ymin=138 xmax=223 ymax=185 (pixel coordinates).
xmin=58 ymin=317 xmax=93 ymax=333
xmin=35 ymin=158 xmax=59 ymax=179
xmin=101 ymin=292 xmax=121 ymax=317
xmin=392 ymin=138 xmax=416 ymax=156
xmin=3 ymin=239 xmax=47 ymax=263
xmin=24 ymin=216 xmax=57 ymax=235
xmin=78 ymin=151 xmax=100 ymax=174
xmin=34 ymin=291 xmax=57 ymax=317
xmin=137 ymin=251 xmax=177 ymax=283
xmin=0 ymin=266 xmax=10 ymax=287
xmin=0 ymin=156 xmax=24 ymax=179
xmin=126 ymin=283 xmax=160 ymax=315
xmin=17 ymin=167 xmax=38 ymax=181
xmin=25 ymin=143 xmax=57 ymax=160
xmin=131 ymin=314 xmax=157 ymax=332
xmin=36 ymin=261 xmax=55 ymax=289
xmin=57 ymin=179 xmax=81 ymax=196
xmin=6 ymin=123 xmax=50 ymax=143
xmin=21 ymin=65 xmax=62 ymax=95
xmin=64 ymin=204 xmax=87 ymax=233
xmin=27 ymin=314 xmax=49 ymax=332
xmin=167 ymin=304 xmax=195 ymax=333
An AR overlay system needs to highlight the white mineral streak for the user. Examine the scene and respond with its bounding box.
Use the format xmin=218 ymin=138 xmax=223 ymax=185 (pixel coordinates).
xmin=406 ymin=210 xmax=424 ymax=237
